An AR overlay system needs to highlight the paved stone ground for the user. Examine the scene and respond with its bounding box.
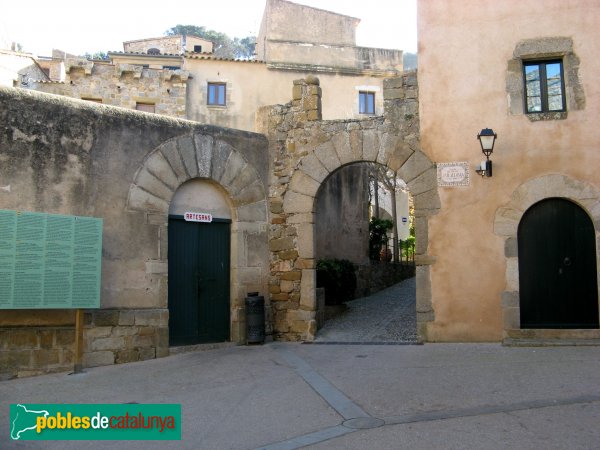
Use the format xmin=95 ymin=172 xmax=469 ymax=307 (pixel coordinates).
xmin=2 ymin=342 xmax=600 ymax=449
xmin=315 ymin=277 xmax=417 ymax=343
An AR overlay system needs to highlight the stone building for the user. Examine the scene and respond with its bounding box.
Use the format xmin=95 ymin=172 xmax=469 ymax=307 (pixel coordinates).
xmin=417 ymin=0 xmax=600 ymax=343
xmin=29 ymin=59 xmax=190 ymax=118
xmin=19 ymin=0 xmax=403 ymax=132
xmin=0 ymin=67 xmax=424 ymax=378
xmin=0 ymin=48 xmax=49 ymax=87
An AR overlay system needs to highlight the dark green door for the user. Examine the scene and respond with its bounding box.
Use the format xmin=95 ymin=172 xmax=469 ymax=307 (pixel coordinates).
xmin=518 ymin=198 xmax=599 ymax=328
xmin=168 ymin=216 xmax=230 ymax=345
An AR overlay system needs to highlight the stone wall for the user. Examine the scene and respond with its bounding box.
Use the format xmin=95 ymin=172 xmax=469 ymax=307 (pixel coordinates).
xmin=355 ymin=262 xmax=415 ymax=298
xmin=257 ymin=71 xmax=439 ymax=342
xmin=30 ymin=60 xmax=189 ymax=118
xmin=0 ymin=87 xmax=269 ymax=378
xmin=315 ymin=164 xmax=370 ymax=264
xmin=124 ymin=35 xmax=213 ymax=54
xmin=257 ymin=0 xmax=359 ymax=62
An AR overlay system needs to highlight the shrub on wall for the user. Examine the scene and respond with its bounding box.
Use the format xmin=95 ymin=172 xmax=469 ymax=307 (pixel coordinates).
xmin=316 ymin=259 xmax=357 ymax=305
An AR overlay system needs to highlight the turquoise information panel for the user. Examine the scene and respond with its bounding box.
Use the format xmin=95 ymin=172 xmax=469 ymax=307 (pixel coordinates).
xmin=0 ymin=210 xmax=102 ymax=309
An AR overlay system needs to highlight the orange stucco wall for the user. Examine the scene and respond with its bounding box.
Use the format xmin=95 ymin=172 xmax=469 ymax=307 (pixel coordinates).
xmin=418 ymin=0 xmax=600 ymax=341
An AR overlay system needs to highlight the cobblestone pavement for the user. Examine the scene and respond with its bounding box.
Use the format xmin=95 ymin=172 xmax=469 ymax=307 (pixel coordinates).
xmin=315 ymin=276 xmax=417 ymax=343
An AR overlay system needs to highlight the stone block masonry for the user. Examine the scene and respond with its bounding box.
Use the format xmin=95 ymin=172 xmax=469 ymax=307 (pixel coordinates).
xmin=0 ymin=309 xmax=168 ymax=380
xmin=258 ymin=71 xmax=438 ymax=342
xmin=30 ymin=60 xmax=189 ymax=119
xmin=83 ymin=309 xmax=169 ymax=368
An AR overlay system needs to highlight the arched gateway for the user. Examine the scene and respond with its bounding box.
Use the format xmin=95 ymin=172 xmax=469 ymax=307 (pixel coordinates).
xmin=259 ymin=74 xmax=440 ymax=342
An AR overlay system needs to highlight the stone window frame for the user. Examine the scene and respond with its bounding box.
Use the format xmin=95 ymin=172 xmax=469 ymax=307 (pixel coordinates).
xmin=522 ymin=59 xmax=566 ymax=114
xmin=494 ymin=174 xmax=600 ymax=343
xmin=506 ymin=37 xmax=585 ymax=122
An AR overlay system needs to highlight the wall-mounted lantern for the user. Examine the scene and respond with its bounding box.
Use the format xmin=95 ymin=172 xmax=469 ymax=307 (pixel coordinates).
xmin=475 ymin=128 xmax=497 ymax=177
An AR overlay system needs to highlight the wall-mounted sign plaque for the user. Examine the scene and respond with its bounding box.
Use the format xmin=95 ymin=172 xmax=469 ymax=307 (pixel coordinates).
xmin=184 ymin=212 xmax=213 ymax=223
xmin=0 ymin=210 xmax=102 ymax=309
xmin=437 ymin=162 xmax=470 ymax=187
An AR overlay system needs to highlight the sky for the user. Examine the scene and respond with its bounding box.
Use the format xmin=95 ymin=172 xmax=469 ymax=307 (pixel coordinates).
xmin=0 ymin=0 xmax=417 ymax=57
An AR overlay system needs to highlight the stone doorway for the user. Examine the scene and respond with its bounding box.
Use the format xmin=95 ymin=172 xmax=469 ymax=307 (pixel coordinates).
xmin=126 ymin=132 xmax=270 ymax=345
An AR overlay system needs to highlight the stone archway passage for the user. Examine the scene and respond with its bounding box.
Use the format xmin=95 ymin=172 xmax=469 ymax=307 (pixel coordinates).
xmin=127 ymin=132 xmax=269 ymax=344
xmin=262 ymin=74 xmax=440 ymax=342
xmin=494 ymin=174 xmax=600 ymax=343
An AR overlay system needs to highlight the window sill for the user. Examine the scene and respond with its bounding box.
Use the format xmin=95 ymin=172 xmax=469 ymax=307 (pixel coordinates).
xmin=207 ymin=105 xmax=227 ymax=109
xmin=526 ymin=111 xmax=567 ymax=122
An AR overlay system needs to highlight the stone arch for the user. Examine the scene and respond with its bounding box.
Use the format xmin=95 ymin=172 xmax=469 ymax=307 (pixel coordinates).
xmin=127 ymin=131 xmax=269 ymax=344
xmin=281 ymin=127 xmax=440 ymax=341
xmin=494 ymin=174 xmax=600 ymax=342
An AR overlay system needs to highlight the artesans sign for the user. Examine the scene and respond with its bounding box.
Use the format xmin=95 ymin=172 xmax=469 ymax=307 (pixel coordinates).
xmin=184 ymin=212 xmax=213 ymax=223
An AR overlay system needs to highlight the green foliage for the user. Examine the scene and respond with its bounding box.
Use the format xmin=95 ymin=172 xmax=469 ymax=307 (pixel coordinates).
xmin=316 ymin=259 xmax=357 ymax=305
xmin=165 ymin=25 xmax=255 ymax=59
xmin=401 ymin=235 xmax=416 ymax=259
xmin=83 ymin=51 xmax=109 ymax=60
xmin=369 ymin=217 xmax=393 ymax=261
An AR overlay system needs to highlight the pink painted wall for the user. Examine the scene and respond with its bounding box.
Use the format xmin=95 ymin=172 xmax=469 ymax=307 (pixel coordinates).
xmin=418 ymin=0 xmax=600 ymax=341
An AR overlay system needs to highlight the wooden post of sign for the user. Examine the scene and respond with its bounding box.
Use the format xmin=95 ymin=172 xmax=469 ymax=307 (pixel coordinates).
xmin=74 ymin=309 xmax=84 ymax=374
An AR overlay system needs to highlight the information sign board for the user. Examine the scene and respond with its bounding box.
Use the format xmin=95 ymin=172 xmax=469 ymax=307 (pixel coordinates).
xmin=0 ymin=210 xmax=102 ymax=309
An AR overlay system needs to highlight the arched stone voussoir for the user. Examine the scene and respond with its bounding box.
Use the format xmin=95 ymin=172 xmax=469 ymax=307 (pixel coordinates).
xmin=176 ymin=134 xmax=199 ymax=179
xmin=314 ymin=140 xmax=341 ymax=173
xmin=397 ymin=150 xmax=434 ymax=183
xmin=127 ymin=185 xmax=169 ymax=214
xmin=376 ymin=133 xmax=400 ymax=166
xmin=144 ymin=150 xmax=179 ymax=191
xmin=388 ymin=141 xmax=414 ymax=172
xmin=361 ymin=129 xmax=380 ymax=162
xmin=210 ymin=139 xmax=235 ymax=182
xmin=158 ymin=138 xmax=188 ymax=184
xmin=134 ymin=167 xmax=174 ymax=204
xmin=407 ymin=167 xmax=438 ymax=196
xmin=290 ymin=170 xmax=321 ymax=198
xmin=194 ymin=133 xmax=214 ymax=178
xmin=298 ymin=152 xmax=330 ymax=184
xmin=228 ymin=162 xmax=263 ymax=198
xmin=331 ymin=132 xmax=354 ymax=166
xmin=219 ymin=150 xmax=247 ymax=191
xmin=231 ymin=179 xmax=266 ymax=207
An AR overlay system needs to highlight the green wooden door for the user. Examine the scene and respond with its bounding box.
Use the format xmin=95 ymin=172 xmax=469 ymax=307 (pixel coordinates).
xmin=168 ymin=216 xmax=230 ymax=345
xmin=518 ymin=198 xmax=599 ymax=328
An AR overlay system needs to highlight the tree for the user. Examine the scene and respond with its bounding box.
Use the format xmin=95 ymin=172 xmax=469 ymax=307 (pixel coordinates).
xmin=369 ymin=164 xmax=410 ymax=263
xmin=165 ymin=25 xmax=255 ymax=59
xmin=83 ymin=51 xmax=109 ymax=60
